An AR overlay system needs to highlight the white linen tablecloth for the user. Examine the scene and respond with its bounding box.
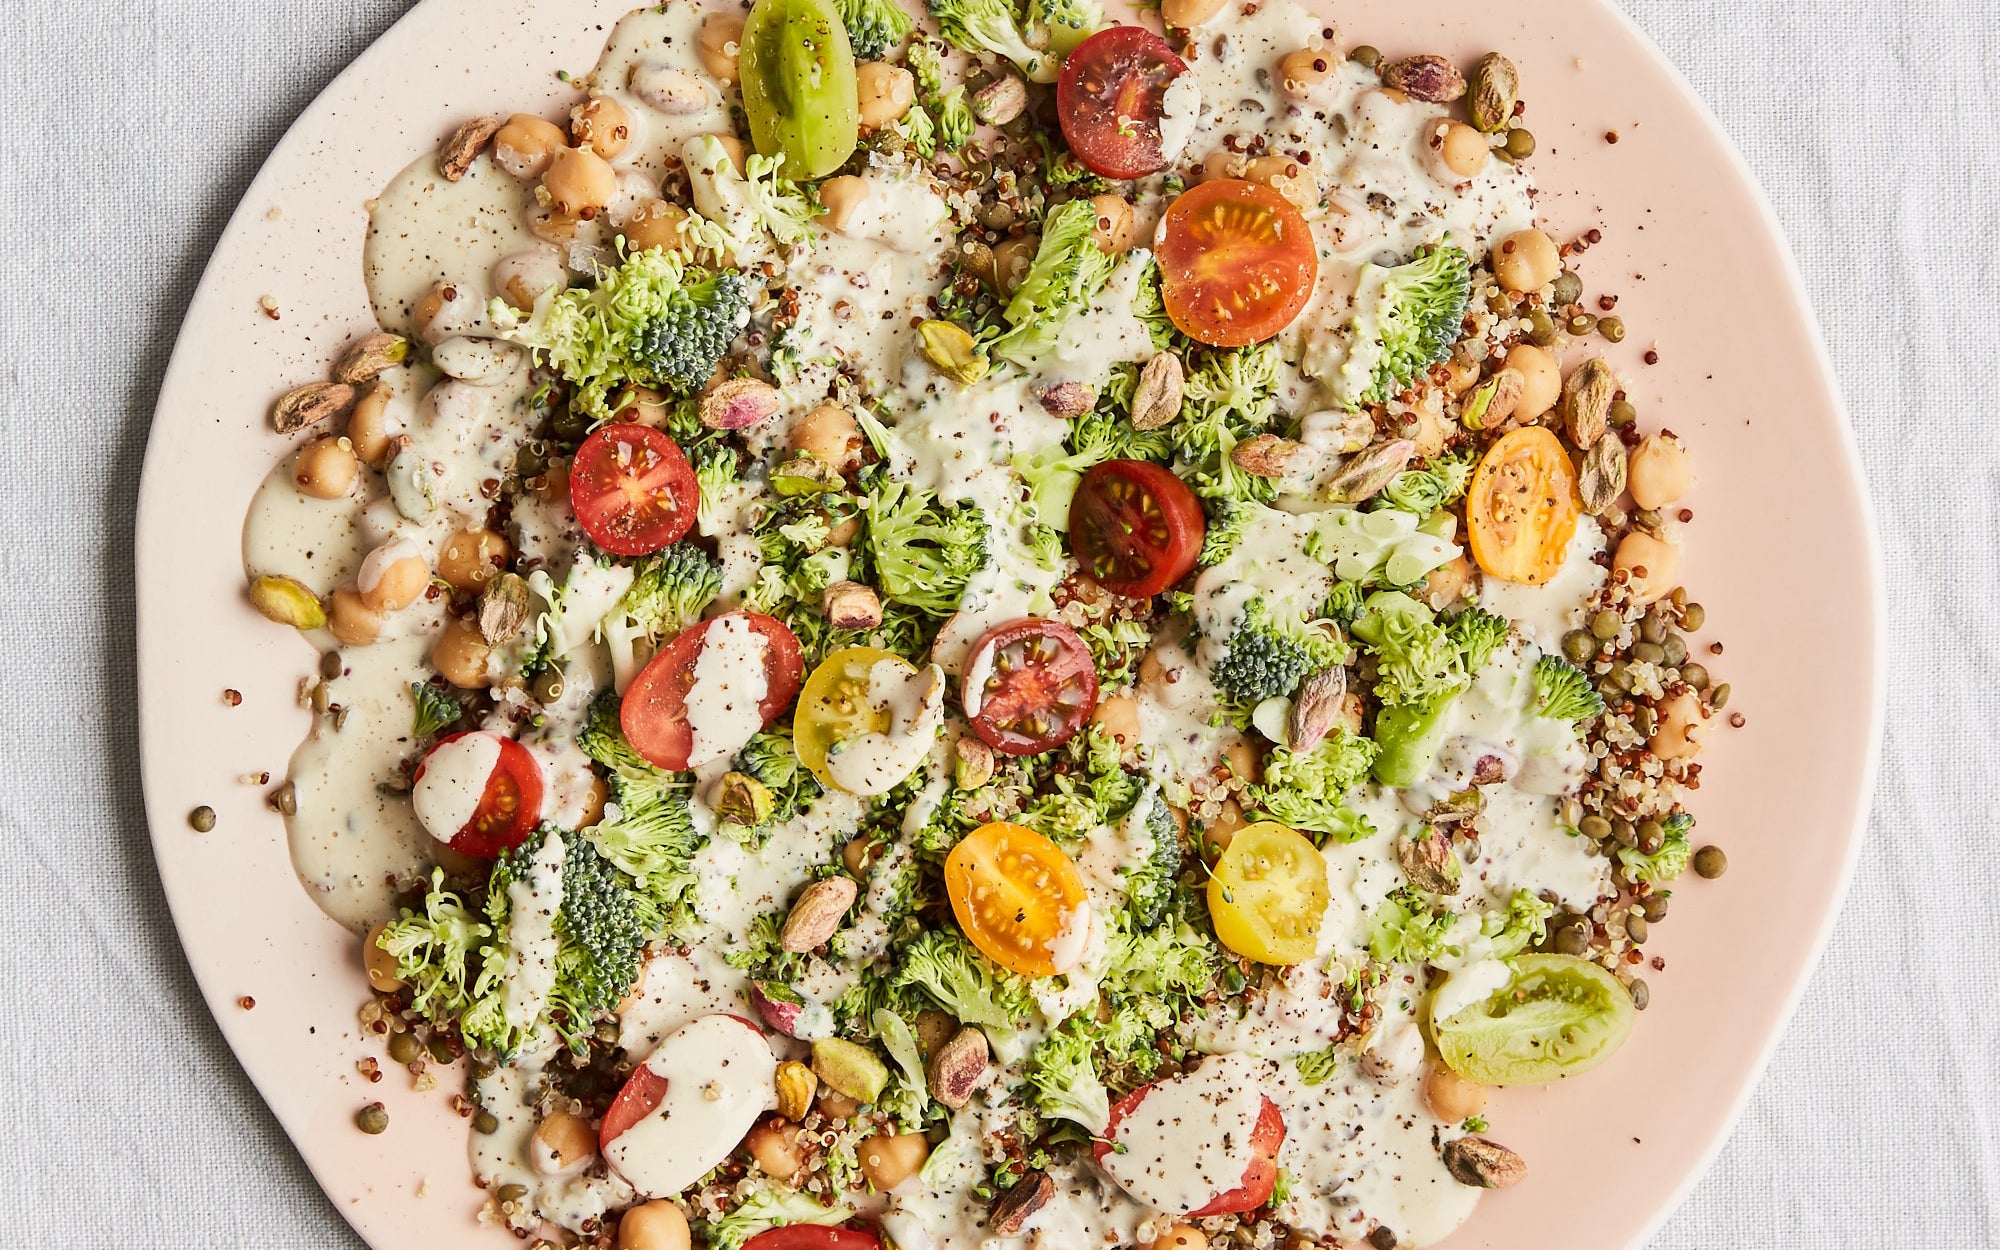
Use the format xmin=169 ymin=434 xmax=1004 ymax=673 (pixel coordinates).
xmin=1 ymin=0 xmax=1992 ymax=1243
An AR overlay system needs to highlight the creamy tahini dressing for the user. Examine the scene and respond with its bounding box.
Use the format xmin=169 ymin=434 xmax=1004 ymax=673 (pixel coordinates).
xmin=1101 ymin=1054 xmax=1267 ymax=1215
xmin=604 ymin=1015 xmax=779 ymax=1197
xmin=682 ymin=614 xmax=770 ymax=767
xmin=410 ymin=730 xmax=503 ymax=840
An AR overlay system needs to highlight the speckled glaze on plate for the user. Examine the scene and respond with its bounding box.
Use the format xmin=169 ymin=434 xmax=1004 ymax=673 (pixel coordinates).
xmin=134 ymin=0 xmax=1883 ymax=1245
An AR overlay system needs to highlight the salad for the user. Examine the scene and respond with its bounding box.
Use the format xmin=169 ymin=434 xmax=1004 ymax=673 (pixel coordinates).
xmin=238 ymin=0 xmax=1733 ymax=1246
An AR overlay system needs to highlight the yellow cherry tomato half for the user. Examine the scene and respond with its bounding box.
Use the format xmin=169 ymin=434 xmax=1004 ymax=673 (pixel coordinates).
xmin=944 ymin=822 xmax=1090 ymax=977
xmin=1467 ymin=426 xmax=1582 ymax=586
xmin=793 ymin=646 xmax=905 ymax=792
xmin=1206 ymin=821 xmax=1327 ymax=966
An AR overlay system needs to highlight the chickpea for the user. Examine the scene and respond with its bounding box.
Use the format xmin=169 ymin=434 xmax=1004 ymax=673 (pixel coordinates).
xmin=745 ymin=1118 xmax=805 ymax=1180
xmin=1421 ymin=554 xmax=1472 ymax=609
xmin=816 ymin=1089 xmax=861 ymax=1119
xmin=913 ymin=1009 xmax=956 ymax=1059
xmin=571 ymin=95 xmax=632 ymax=159
xmin=1244 ymin=154 xmax=1317 ymax=212
xmin=618 ymin=1201 xmax=692 ymax=1250
xmin=358 ymin=544 xmax=431 ymax=612
xmin=842 ymin=835 xmax=882 ymax=877
xmin=622 ymin=199 xmax=691 ymax=254
xmin=1278 ymin=46 xmax=1336 ymax=94
xmin=1442 ymin=353 xmax=1482 ymax=395
xmin=532 ymin=1110 xmax=597 ymax=1174
xmin=438 ymin=528 xmax=511 ymax=594
xmin=1650 ymin=688 xmax=1708 ymax=760
xmin=857 ymin=1130 xmax=930 ymax=1191
xmin=411 ymin=281 xmax=480 ymax=345
xmin=492 ymin=247 xmax=566 ymax=312
xmin=1204 ymin=799 xmax=1246 ymax=856
xmin=1492 ymin=227 xmax=1561 ymax=293
xmin=698 ymin=13 xmax=746 ymax=83
xmin=1422 ymin=1062 xmax=1488 ymax=1122
xmin=1150 ymin=1224 xmax=1208 ymax=1250
xmin=527 ymin=205 xmax=581 ymax=246
xmin=346 ymin=381 xmax=396 ymax=466
xmin=1503 ymin=343 xmax=1561 ymax=421
xmin=614 ymin=386 xmax=673 ymax=430
xmin=991 ymin=235 xmax=1038 ymax=296
xmin=856 ymin=62 xmax=916 ymax=129
xmin=543 ymin=146 xmax=617 ymax=220
xmin=293 ymin=435 xmax=359 ymax=499
xmin=1628 ymin=434 xmax=1694 ymax=510
xmin=1222 ymin=737 xmax=1261 ymax=785
xmin=327 ymin=588 xmax=383 ymax=647
xmin=1159 ymin=0 xmax=1226 ymax=29
xmin=1337 ymin=692 xmax=1365 ymax=734
xmin=1614 ymin=531 xmax=1680 ymax=606
xmin=790 ymin=402 xmax=863 ymax=475
xmin=579 ymin=774 xmax=609 ymax=830
xmin=1433 ymin=120 xmax=1489 ymax=178
xmin=818 ymin=175 xmax=871 ymax=233
xmin=362 ymin=922 xmax=403 ymax=992
xmin=493 ymin=113 xmax=567 ymax=179
xmin=431 ymin=615 xmax=493 ymax=688
xmin=707 ymin=133 xmax=748 ymax=176
xmin=1090 ymin=194 xmax=1137 ymax=253
xmin=1196 ymin=149 xmax=1248 ymax=183
xmin=824 ymin=515 xmax=861 ymax=548
xmin=1091 ymin=694 xmax=1140 ymax=747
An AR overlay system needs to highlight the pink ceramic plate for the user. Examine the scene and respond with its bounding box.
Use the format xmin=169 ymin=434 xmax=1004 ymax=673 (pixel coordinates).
xmin=135 ymin=0 xmax=1883 ymax=1245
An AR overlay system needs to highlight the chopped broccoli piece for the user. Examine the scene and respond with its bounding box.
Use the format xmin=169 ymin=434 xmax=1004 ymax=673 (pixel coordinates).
xmin=577 ymin=694 xmax=705 ymax=934
xmin=1351 ymin=590 xmax=1468 ymax=707
xmin=1024 ymin=0 xmax=1103 ymax=58
xmin=548 ymin=834 xmax=658 ymax=1051
xmin=1370 ymin=695 xmax=1457 ymax=788
xmin=1210 ymin=597 xmax=1341 ymax=704
xmin=1198 ymin=498 xmax=1253 ymax=566
xmin=891 ymin=930 xmax=1033 ymax=1031
xmin=735 ymin=728 xmax=822 ymax=825
xmin=1447 ymin=605 xmax=1511 ymax=675
xmin=1077 ymin=619 xmax=1153 ymax=686
xmin=1617 ymin=813 xmax=1693 ymax=884
xmin=697 ymin=1183 xmax=854 ymax=1250
xmin=491 ymin=247 xmax=749 ymax=420
xmin=871 ymin=1008 xmax=933 ymax=1129
xmin=1247 ymin=729 xmax=1380 ymax=840
xmin=680 ymin=135 xmax=820 ymax=255
xmin=926 ymin=0 xmax=1055 ymax=82
xmin=1128 ymin=256 xmax=1177 ymax=350
xmin=615 ymin=544 xmax=721 ymax=643
xmin=409 ymin=681 xmax=461 ymax=739
xmin=989 ymin=198 xmax=1118 ymax=363
xmin=1016 ymin=403 xmax=1173 ymax=521
xmin=1482 ymin=889 xmax=1556 ymax=958
xmin=864 ymin=477 xmax=989 ymax=616
xmin=897 ymin=103 xmax=939 ymax=158
xmin=1368 ymin=890 xmax=1457 ymax=964
xmin=1533 ymin=653 xmax=1608 ymax=722
xmin=1378 ymin=450 xmax=1474 ymax=515
xmin=836 ymin=0 xmax=915 ymax=59
xmin=1331 ymin=244 xmax=1472 ymax=408
xmin=1022 ymin=1016 xmax=1110 ymax=1133
xmin=692 ymin=441 xmax=742 ymax=533
xmin=1020 ymin=727 xmax=1145 ymax=843
xmin=1123 ymin=792 xmax=1183 ymax=928
xmin=1099 ymin=907 xmax=1215 ymax=1004
xmin=933 ymin=86 xmax=974 ymax=151
xmin=458 ymin=832 xmax=569 ymax=1057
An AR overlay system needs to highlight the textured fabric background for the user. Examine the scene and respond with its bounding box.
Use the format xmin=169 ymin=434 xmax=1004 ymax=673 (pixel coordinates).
xmin=0 ymin=0 xmax=1990 ymax=1244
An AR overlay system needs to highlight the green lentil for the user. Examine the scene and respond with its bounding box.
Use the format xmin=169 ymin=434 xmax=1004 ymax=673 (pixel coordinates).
xmin=1683 ymin=663 xmax=1710 ymax=689
xmin=1638 ymin=613 xmax=1667 ymax=645
xmin=1562 ymin=629 xmax=1597 ymax=665
xmin=1632 ymin=641 xmax=1666 ymax=665
xmin=355 ymin=1103 xmax=389 ymax=1135
xmin=1579 ymin=815 xmax=1612 ymax=841
xmin=530 ymin=667 xmax=566 ymax=704
xmin=1351 ymin=44 xmax=1382 ymax=69
xmin=1625 ymin=914 xmax=1649 ymax=944
xmin=1607 ymin=659 xmax=1634 ymax=691
xmin=474 ymin=1109 xmax=500 ymax=1135
xmin=1568 ymin=313 xmax=1599 ymax=336
xmin=429 ymin=1036 xmax=456 ymax=1064
xmin=1598 ymin=316 xmax=1626 ymax=342
xmin=1504 ymin=127 xmax=1535 ymax=159
xmin=497 ymin=1183 xmax=529 ymax=1203
xmin=1527 ymin=309 xmax=1558 ymax=346
xmin=1637 ymin=819 xmax=1665 ymax=854
xmin=188 ymin=805 xmax=217 ymax=833
xmin=1552 ymin=925 xmax=1589 ymax=956
xmin=1662 ymin=634 xmax=1688 ymax=667
xmin=1710 ymin=682 xmax=1732 ymax=708
xmin=1611 ymin=818 xmax=1638 ymax=848
xmin=549 ymin=405 xmax=591 ymax=443
xmin=1681 ymin=602 xmax=1707 ymax=631
xmin=1590 ymin=609 xmax=1622 ymax=640
xmin=320 ymin=650 xmax=344 ymax=681
xmin=1628 ymin=978 xmax=1650 ymax=1011
xmin=388 ymin=1032 xmax=423 ymax=1064
xmin=1551 ymin=271 xmax=1583 ymax=307
xmin=1642 ymin=895 xmax=1670 ymax=922
xmin=1693 ymin=845 xmax=1728 ymax=879
xmin=1609 ymin=399 xmax=1638 ymax=427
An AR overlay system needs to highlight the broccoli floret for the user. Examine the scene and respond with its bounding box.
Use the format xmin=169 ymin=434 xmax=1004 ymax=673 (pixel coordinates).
xmin=989 ymin=198 xmax=1118 ymax=364
xmin=1331 ymin=244 xmax=1472 ymax=408
xmin=1023 ymin=1016 xmax=1111 ymax=1133
xmin=458 ymin=832 xmax=570 ymax=1056
xmin=691 ymin=440 xmax=741 ymax=533
xmin=836 ymin=0 xmax=915 ymax=58
xmin=548 ymin=835 xmax=658 ymax=1051
xmin=378 ymin=869 xmax=490 ymax=1020
xmin=864 ymin=477 xmax=989 ymax=616
xmin=926 ymin=0 xmax=1054 ymax=82
xmin=891 ymin=929 xmax=1032 ymax=1030
xmin=1378 ymin=450 xmax=1474 ymax=514
xmin=409 ymin=681 xmax=462 ymax=739
xmin=1447 ymin=605 xmax=1512 ymax=675
xmin=1021 ymin=726 xmax=1145 ymax=843
xmin=578 ymin=694 xmax=705 ymax=934
xmin=1350 ymin=590 xmax=1468 ymax=707
xmin=1370 ymin=694 xmax=1456 ymax=787
xmin=1533 ymin=653 xmax=1608 ymax=722
xmin=1617 ymin=813 xmax=1693 ymax=884
xmin=735 ymin=728 xmax=822 ymax=825
xmin=1016 ymin=403 xmax=1173 ymax=521
xmin=1024 ymin=0 xmax=1103 ymax=58
xmin=679 ymin=135 xmax=820 ymax=256
xmin=697 ymin=1183 xmax=854 ymax=1250
xmin=1210 ymin=597 xmax=1341 ymax=703
xmin=1175 ymin=344 xmax=1283 ymax=505
xmin=1482 ymin=888 xmax=1556 ymax=959
xmin=1099 ymin=906 xmax=1215 ymax=1003
xmin=934 ymin=86 xmax=974 ymax=151
xmin=1128 ymin=256 xmax=1177 ymax=350
xmin=1247 ymin=729 xmax=1380 ymax=839
xmin=616 ymin=544 xmax=721 ymax=642
xmin=897 ymin=103 xmax=939 ymax=158
xmin=1198 ymin=498 xmax=1253 ymax=566
xmin=1122 ymin=792 xmax=1183 ymax=928
xmin=491 ymin=247 xmax=749 ymax=420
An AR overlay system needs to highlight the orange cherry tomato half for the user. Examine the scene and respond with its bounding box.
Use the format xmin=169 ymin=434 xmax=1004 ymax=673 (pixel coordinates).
xmin=1057 ymin=25 xmax=1190 ymax=180
xmin=1157 ymin=179 xmax=1319 ymax=347
xmin=1068 ymin=459 xmax=1205 ymax=599
xmin=1467 ymin=426 xmax=1582 ymax=586
xmin=944 ymin=822 xmax=1090 ymax=977
xmin=1095 ymin=1083 xmax=1286 ymax=1216
xmin=569 ymin=423 xmax=699 ymax=556
xmin=412 ymin=731 xmax=545 ymax=858
xmin=620 ymin=612 xmax=805 ymax=771
xmin=963 ymin=618 xmax=1100 ymax=757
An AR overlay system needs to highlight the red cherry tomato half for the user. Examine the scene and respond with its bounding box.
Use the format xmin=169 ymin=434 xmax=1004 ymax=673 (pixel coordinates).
xmin=412 ymin=731 xmax=545 ymax=858
xmin=1057 ymin=26 xmax=1190 ymax=180
xmin=599 ymin=1064 xmax=668 ymax=1150
xmin=1157 ymin=179 xmax=1319 ymax=347
xmin=742 ymin=1227 xmax=885 ymax=1250
xmin=963 ymin=619 xmax=1100 ymax=756
xmin=621 ymin=612 xmax=805 ymax=771
xmin=1095 ymin=1085 xmax=1286 ymax=1217
xmin=569 ymin=423 xmax=699 ymax=556
xmin=1068 ymin=459 xmax=1205 ymax=599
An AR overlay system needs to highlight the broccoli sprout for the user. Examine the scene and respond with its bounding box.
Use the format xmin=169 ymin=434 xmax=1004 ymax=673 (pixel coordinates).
xmin=891 ymin=930 xmax=1032 ymax=1031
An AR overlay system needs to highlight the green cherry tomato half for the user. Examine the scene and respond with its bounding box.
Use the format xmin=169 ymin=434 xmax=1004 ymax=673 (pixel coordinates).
xmin=739 ymin=0 xmax=859 ymax=179
xmin=1432 ymin=953 xmax=1637 ymax=1085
